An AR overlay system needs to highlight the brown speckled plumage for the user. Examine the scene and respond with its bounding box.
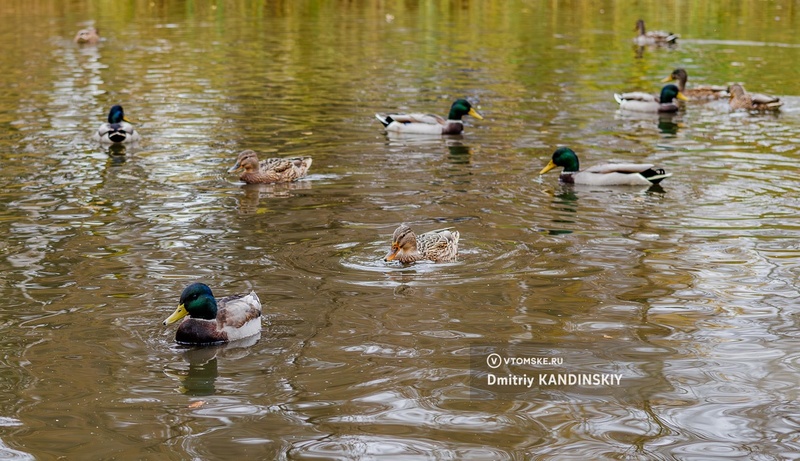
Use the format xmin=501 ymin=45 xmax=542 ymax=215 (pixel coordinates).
xmin=728 ymin=84 xmax=783 ymax=111
xmin=633 ymin=19 xmax=678 ymax=46
xmin=384 ymin=224 xmax=460 ymax=263
xmin=228 ymin=150 xmax=312 ymax=184
xmin=74 ymin=27 xmax=100 ymax=45
xmin=663 ymin=69 xmax=728 ymax=100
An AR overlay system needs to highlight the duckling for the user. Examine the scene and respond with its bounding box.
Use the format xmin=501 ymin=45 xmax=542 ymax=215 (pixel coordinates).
xmin=163 ymin=283 xmax=262 ymax=345
xmin=227 ymin=150 xmax=312 ymax=184
xmin=614 ymin=84 xmax=688 ymax=113
xmin=728 ymin=84 xmax=783 ymax=111
xmin=384 ymin=224 xmax=459 ymax=263
xmin=93 ymin=105 xmax=141 ymax=145
xmin=375 ymin=99 xmax=483 ymax=135
xmin=539 ymin=147 xmax=671 ymax=186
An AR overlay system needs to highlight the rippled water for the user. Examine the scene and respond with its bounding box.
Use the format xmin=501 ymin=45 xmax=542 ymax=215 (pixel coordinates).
xmin=2 ymin=1 xmax=800 ymax=459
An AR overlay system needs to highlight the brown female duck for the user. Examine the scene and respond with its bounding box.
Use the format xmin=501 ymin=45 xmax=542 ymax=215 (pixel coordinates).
xmin=384 ymin=224 xmax=459 ymax=263
xmin=633 ymin=19 xmax=678 ymax=46
xmin=662 ymin=68 xmax=728 ymax=100
xmin=74 ymin=27 xmax=100 ymax=45
xmin=728 ymin=84 xmax=782 ymax=111
xmin=228 ymin=150 xmax=312 ymax=184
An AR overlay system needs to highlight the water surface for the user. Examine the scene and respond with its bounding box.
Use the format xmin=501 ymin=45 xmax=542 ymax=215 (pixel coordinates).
xmin=1 ymin=1 xmax=800 ymax=459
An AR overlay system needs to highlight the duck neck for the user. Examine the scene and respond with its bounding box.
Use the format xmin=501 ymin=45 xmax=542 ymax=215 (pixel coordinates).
xmin=561 ymin=156 xmax=579 ymax=173
xmin=396 ymin=248 xmax=422 ymax=263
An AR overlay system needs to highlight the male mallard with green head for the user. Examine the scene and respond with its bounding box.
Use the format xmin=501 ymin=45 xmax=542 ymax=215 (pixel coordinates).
xmin=228 ymin=150 xmax=312 ymax=184
xmin=539 ymin=147 xmax=671 ymax=186
xmin=93 ymin=105 xmax=141 ymax=145
xmin=375 ymin=99 xmax=483 ymax=135
xmin=163 ymin=283 xmax=262 ymax=345
xmin=384 ymin=224 xmax=459 ymax=263
xmin=614 ymin=84 xmax=688 ymax=113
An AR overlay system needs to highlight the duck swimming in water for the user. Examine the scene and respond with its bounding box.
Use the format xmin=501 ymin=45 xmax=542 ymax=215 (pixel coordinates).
xmin=93 ymin=105 xmax=141 ymax=145
xmin=163 ymin=283 xmax=262 ymax=345
xmin=539 ymin=147 xmax=671 ymax=186
xmin=375 ymin=99 xmax=483 ymax=135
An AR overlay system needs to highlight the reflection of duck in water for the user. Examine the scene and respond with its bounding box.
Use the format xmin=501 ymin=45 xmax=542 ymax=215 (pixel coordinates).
xmin=93 ymin=105 xmax=141 ymax=145
xmin=384 ymin=224 xmax=460 ymax=263
xmin=633 ymin=19 xmax=677 ymax=46
xmin=614 ymin=84 xmax=688 ymax=113
xmin=163 ymin=283 xmax=262 ymax=345
xmin=728 ymin=84 xmax=783 ymax=111
xmin=74 ymin=27 xmax=100 ymax=45
xmin=236 ymin=180 xmax=313 ymax=213
xmin=177 ymin=334 xmax=261 ymax=396
xmin=228 ymin=150 xmax=312 ymax=184
xmin=182 ymin=353 xmax=218 ymax=396
xmin=539 ymin=147 xmax=671 ymax=186
xmin=375 ymin=99 xmax=483 ymax=135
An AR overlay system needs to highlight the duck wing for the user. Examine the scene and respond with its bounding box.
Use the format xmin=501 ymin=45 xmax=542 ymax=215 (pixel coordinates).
xmin=417 ymin=229 xmax=460 ymax=261
xmin=216 ymin=291 xmax=262 ymax=329
xmin=584 ymin=163 xmax=655 ymax=174
xmin=383 ymin=113 xmax=446 ymax=125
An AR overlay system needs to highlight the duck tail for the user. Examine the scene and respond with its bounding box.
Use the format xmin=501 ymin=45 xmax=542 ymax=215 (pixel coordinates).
xmin=647 ymin=170 xmax=672 ymax=184
xmin=375 ymin=113 xmax=393 ymax=127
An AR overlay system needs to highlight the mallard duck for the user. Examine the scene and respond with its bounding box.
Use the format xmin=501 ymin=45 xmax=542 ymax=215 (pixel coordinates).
xmin=92 ymin=105 xmax=141 ymax=144
xmin=661 ymin=68 xmax=728 ymax=100
xmin=384 ymin=224 xmax=460 ymax=263
xmin=163 ymin=283 xmax=262 ymax=345
xmin=227 ymin=150 xmax=312 ymax=184
xmin=375 ymin=99 xmax=483 ymax=135
xmin=728 ymin=84 xmax=783 ymax=111
xmin=633 ymin=19 xmax=678 ymax=46
xmin=614 ymin=84 xmax=688 ymax=113
xmin=74 ymin=27 xmax=100 ymax=45
xmin=539 ymin=147 xmax=671 ymax=186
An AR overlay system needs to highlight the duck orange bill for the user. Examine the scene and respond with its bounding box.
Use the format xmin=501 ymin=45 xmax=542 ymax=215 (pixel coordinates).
xmin=385 ymin=247 xmax=399 ymax=261
xmin=468 ymin=108 xmax=484 ymax=120
xmin=163 ymin=304 xmax=189 ymax=325
xmin=539 ymin=160 xmax=557 ymax=175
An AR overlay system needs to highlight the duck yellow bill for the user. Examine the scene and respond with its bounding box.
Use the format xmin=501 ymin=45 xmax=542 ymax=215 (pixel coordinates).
xmin=676 ymin=91 xmax=689 ymax=101
xmin=468 ymin=108 xmax=484 ymax=120
xmin=660 ymin=75 xmax=674 ymax=83
xmin=163 ymin=304 xmax=189 ymax=325
xmin=539 ymin=160 xmax=557 ymax=175
xmin=227 ymin=162 xmax=242 ymax=173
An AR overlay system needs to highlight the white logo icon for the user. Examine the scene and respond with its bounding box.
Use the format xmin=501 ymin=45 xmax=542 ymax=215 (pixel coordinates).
xmin=486 ymin=353 xmax=502 ymax=369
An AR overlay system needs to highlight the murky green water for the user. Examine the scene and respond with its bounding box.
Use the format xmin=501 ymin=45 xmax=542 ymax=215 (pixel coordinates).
xmin=2 ymin=0 xmax=800 ymax=459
